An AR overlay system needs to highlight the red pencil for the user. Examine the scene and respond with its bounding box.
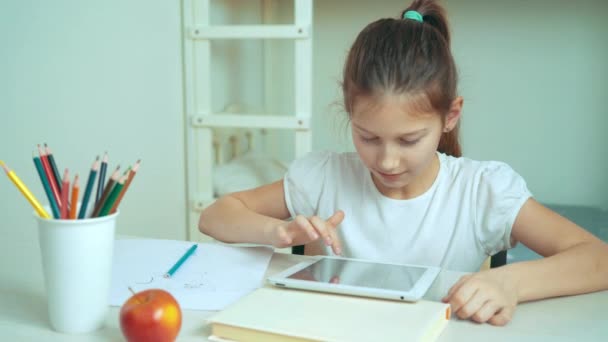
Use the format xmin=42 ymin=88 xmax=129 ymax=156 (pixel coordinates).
xmin=60 ymin=169 xmax=70 ymax=219
xmin=69 ymin=174 xmax=79 ymax=219
xmin=44 ymin=143 xmax=63 ymax=193
xmin=38 ymin=144 xmax=62 ymax=210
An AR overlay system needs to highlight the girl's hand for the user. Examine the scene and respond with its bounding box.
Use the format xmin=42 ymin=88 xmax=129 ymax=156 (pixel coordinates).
xmin=442 ymin=270 xmax=519 ymax=326
xmin=269 ymin=210 xmax=345 ymax=255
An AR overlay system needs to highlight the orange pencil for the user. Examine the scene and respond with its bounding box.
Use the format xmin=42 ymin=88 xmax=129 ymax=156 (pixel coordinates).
xmin=60 ymin=169 xmax=70 ymax=219
xmin=110 ymin=159 xmax=140 ymax=214
xmin=69 ymin=174 xmax=79 ymax=219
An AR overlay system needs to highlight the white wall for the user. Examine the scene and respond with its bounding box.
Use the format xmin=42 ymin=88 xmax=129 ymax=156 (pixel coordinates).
xmin=1 ymin=1 xmax=187 ymax=239
xmin=1 ymin=0 xmax=606 ymax=245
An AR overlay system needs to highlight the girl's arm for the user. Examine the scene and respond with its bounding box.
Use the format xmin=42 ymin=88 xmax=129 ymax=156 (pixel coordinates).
xmin=199 ymin=180 xmax=291 ymax=245
xmin=198 ymin=180 xmax=344 ymax=254
xmin=445 ymin=198 xmax=608 ymax=325
xmin=500 ymin=198 xmax=608 ymax=301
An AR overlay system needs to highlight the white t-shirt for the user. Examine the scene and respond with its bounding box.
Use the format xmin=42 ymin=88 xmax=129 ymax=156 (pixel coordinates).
xmin=283 ymin=151 xmax=532 ymax=272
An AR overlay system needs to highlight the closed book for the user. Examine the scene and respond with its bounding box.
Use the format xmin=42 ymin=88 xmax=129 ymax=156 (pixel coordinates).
xmin=207 ymin=287 xmax=450 ymax=342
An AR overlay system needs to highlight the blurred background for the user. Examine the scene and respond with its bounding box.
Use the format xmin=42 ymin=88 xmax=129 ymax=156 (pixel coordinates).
xmin=1 ymin=1 xmax=606 ymax=260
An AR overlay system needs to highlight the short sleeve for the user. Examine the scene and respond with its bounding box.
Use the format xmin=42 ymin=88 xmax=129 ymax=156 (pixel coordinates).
xmin=474 ymin=162 xmax=532 ymax=256
xmin=283 ymin=151 xmax=332 ymax=218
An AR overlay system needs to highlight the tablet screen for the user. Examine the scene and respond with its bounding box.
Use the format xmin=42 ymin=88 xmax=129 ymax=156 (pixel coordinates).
xmin=286 ymin=258 xmax=427 ymax=292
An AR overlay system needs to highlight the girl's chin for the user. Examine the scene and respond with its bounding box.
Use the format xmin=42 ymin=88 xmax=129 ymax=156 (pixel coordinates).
xmin=373 ymin=173 xmax=409 ymax=189
xmin=375 ymin=171 xmax=407 ymax=183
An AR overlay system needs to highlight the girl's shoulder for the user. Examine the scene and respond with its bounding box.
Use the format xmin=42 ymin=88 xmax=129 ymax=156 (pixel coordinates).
xmin=439 ymin=153 xmax=524 ymax=186
xmin=289 ymin=150 xmax=363 ymax=173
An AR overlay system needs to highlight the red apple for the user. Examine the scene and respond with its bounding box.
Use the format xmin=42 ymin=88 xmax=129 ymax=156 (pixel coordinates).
xmin=120 ymin=288 xmax=182 ymax=342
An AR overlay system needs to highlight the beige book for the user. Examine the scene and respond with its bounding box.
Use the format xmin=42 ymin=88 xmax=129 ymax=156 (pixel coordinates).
xmin=207 ymin=287 xmax=451 ymax=342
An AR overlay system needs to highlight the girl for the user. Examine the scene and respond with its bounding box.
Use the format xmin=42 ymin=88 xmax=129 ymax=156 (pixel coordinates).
xmin=199 ymin=0 xmax=608 ymax=326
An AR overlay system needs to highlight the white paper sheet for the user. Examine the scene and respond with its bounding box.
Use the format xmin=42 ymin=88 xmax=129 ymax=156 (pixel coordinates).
xmin=109 ymin=238 xmax=274 ymax=311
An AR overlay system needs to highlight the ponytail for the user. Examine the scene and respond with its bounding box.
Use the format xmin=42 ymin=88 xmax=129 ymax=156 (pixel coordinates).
xmin=402 ymin=0 xmax=451 ymax=46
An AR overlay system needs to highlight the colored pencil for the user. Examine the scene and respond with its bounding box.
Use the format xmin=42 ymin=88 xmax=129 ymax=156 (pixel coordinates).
xmin=95 ymin=152 xmax=108 ymax=207
xmin=164 ymin=244 xmax=198 ymax=278
xmin=110 ymin=159 xmax=140 ymax=214
xmin=91 ymin=165 xmax=120 ymax=218
xmin=33 ymin=153 xmax=60 ymax=219
xmin=38 ymin=144 xmax=62 ymax=209
xmin=78 ymin=156 xmax=99 ymax=219
xmin=98 ymin=174 xmax=126 ymax=217
xmin=44 ymin=143 xmax=62 ymax=193
xmin=69 ymin=174 xmax=79 ymax=219
xmin=1 ymin=160 xmax=50 ymax=219
xmin=60 ymin=169 xmax=70 ymax=219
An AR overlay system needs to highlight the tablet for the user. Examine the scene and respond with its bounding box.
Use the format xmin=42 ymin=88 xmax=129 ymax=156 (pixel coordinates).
xmin=267 ymin=256 xmax=440 ymax=302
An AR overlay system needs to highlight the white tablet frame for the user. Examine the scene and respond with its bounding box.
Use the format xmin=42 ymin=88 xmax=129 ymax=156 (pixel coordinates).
xmin=267 ymin=255 xmax=441 ymax=302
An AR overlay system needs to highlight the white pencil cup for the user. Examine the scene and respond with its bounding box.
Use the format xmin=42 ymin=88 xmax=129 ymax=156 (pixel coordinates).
xmin=34 ymin=208 xmax=118 ymax=333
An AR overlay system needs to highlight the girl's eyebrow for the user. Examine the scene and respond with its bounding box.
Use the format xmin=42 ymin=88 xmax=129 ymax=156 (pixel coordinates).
xmin=353 ymin=123 xmax=427 ymax=137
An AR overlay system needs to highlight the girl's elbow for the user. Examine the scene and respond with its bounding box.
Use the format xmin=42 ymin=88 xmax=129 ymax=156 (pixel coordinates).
xmin=198 ymin=210 xmax=213 ymax=236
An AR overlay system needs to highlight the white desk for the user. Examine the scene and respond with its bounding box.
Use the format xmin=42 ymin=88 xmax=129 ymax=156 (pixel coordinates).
xmin=1 ymin=228 xmax=607 ymax=341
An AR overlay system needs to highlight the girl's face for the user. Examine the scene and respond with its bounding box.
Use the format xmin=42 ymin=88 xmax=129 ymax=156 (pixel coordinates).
xmin=351 ymin=93 xmax=448 ymax=199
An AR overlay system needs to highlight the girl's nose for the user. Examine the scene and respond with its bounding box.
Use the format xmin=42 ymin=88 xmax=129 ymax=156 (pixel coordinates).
xmin=378 ymin=146 xmax=400 ymax=172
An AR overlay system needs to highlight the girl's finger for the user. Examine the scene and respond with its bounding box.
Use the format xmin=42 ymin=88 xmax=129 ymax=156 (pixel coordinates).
xmin=446 ymin=280 xmax=477 ymax=314
xmin=325 ymin=211 xmax=344 ymax=255
xmin=328 ymin=230 xmax=342 ymax=255
xmin=310 ymin=215 xmax=342 ymax=255
xmin=326 ymin=221 xmax=343 ymax=255
xmin=455 ymin=290 xmax=487 ymax=319
xmin=326 ymin=210 xmax=345 ymax=228
xmin=488 ymin=306 xmax=514 ymax=326
xmin=276 ymin=225 xmax=292 ymax=247
xmin=310 ymin=215 xmax=332 ymax=245
xmin=443 ymin=274 xmax=470 ymax=302
xmin=293 ymin=215 xmax=319 ymax=241
xmin=471 ymin=301 xmax=500 ymax=324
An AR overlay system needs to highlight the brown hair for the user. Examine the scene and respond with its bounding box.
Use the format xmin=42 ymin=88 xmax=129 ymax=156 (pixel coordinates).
xmin=342 ymin=0 xmax=461 ymax=157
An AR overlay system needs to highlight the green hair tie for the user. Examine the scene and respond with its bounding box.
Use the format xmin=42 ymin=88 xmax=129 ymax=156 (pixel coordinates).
xmin=403 ymin=10 xmax=423 ymax=23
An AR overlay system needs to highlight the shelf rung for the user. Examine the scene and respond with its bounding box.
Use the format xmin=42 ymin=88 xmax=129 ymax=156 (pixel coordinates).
xmin=189 ymin=25 xmax=310 ymax=40
xmin=191 ymin=114 xmax=310 ymax=130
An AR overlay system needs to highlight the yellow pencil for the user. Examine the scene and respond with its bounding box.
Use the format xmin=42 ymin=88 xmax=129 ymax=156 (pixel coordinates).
xmin=1 ymin=160 xmax=50 ymax=219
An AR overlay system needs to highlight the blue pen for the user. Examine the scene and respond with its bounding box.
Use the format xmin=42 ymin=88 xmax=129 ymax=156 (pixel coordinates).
xmin=164 ymin=244 xmax=198 ymax=278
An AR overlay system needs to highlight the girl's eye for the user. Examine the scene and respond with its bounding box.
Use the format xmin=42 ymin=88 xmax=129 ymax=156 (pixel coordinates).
xmin=400 ymin=139 xmax=420 ymax=146
xmin=361 ymin=136 xmax=378 ymax=143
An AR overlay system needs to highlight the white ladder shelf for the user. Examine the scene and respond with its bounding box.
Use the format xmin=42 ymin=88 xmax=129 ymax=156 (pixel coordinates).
xmin=182 ymin=0 xmax=314 ymax=242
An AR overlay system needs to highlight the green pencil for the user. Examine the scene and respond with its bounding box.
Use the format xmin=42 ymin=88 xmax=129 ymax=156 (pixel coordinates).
xmin=91 ymin=165 xmax=120 ymax=218
xmin=33 ymin=153 xmax=60 ymax=219
xmin=78 ymin=157 xmax=99 ymax=219
xmin=97 ymin=175 xmax=126 ymax=217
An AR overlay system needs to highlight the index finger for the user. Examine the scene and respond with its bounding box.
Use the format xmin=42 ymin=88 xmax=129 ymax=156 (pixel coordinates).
xmin=326 ymin=211 xmax=344 ymax=255
xmin=326 ymin=210 xmax=345 ymax=228
xmin=443 ymin=275 xmax=470 ymax=302
xmin=446 ymin=279 xmax=477 ymax=314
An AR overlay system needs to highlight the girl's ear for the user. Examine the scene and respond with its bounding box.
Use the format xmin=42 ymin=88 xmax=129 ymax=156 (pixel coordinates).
xmin=444 ymin=96 xmax=463 ymax=132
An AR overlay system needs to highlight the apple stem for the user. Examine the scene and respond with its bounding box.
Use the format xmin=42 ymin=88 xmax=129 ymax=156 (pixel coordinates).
xmin=128 ymin=286 xmax=143 ymax=304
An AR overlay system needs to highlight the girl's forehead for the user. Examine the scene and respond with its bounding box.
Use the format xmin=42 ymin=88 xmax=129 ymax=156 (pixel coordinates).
xmin=351 ymin=93 xmax=439 ymax=121
xmin=350 ymin=95 xmax=442 ymax=136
